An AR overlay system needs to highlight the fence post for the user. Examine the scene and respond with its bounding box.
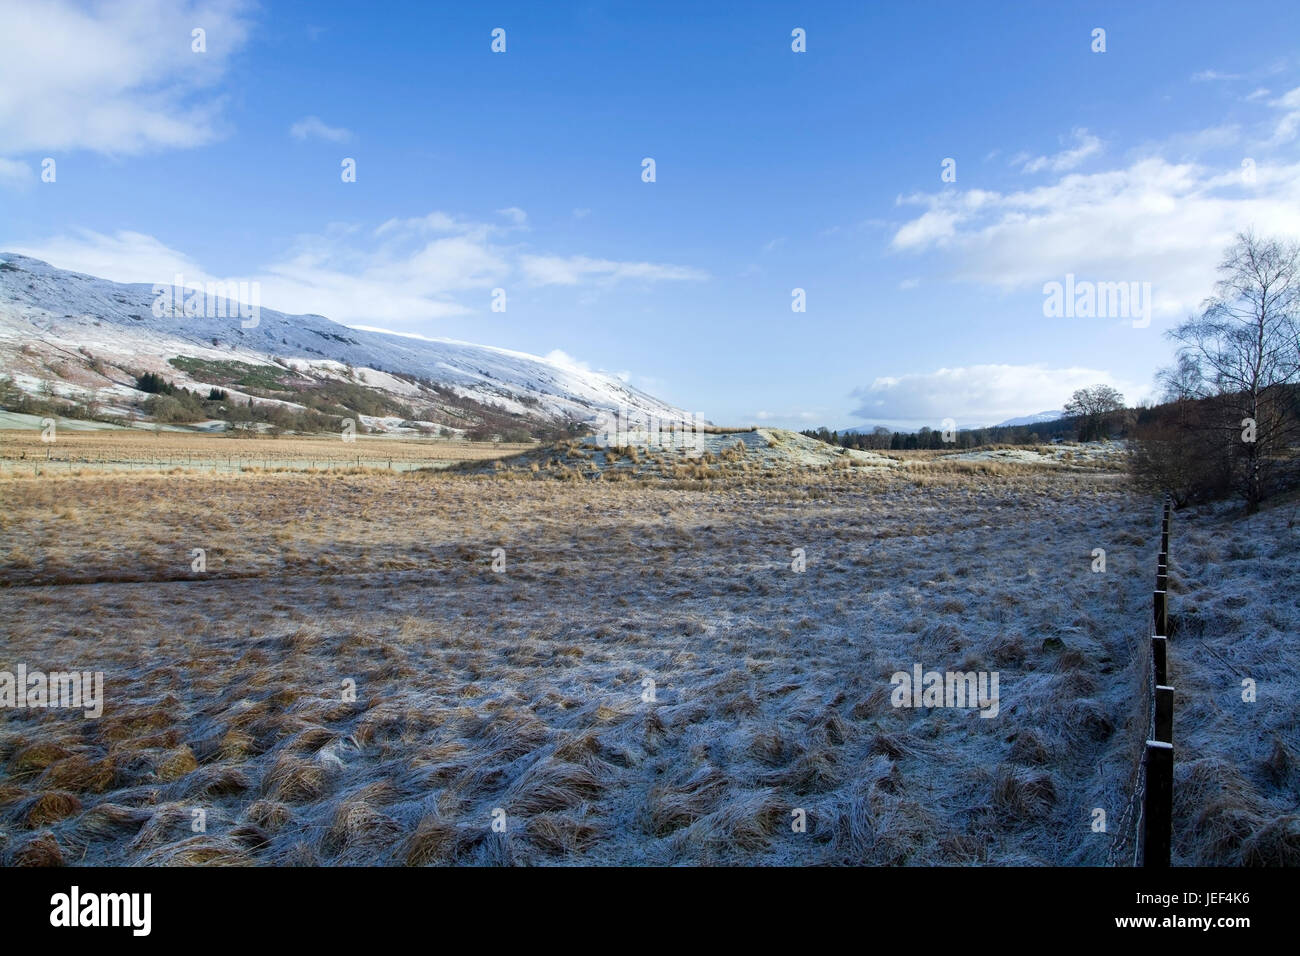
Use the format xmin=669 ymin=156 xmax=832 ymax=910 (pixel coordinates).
xmin=1151 ymin=636 xmax=1168 ymax=687
xmin=1154 ymin=590 xmax=1168 ymax=638
xmin=1142 ymin=741 xmax=1174 ymax=867
xmin=1154 ymin=685 xmax=1174 ymax=744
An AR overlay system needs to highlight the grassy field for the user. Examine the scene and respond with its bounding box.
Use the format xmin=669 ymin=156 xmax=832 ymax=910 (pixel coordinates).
xmin=0 ymin=439 xmax=1293 ymax=866
xmin=0 ymin=429 xmax=533 ymax=476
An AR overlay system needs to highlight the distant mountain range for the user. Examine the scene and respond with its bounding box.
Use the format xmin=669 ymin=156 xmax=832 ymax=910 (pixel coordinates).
xmin=837 ymin=410 xmax=1066 ymax=434
xmin=0 ymin=254 xmax=692 ymax=437
xmin=992 ymin=410 xmax=1065 ymax=427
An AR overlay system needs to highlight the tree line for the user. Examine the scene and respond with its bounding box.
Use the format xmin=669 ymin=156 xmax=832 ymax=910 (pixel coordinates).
xmin=1130 ymin=231 xmax=1300 ymax=513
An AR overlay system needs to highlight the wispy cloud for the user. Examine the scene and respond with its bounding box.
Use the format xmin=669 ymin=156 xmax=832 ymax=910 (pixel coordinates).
xmin=289 ymin=116 xmax=352 ymax=143
xmin=1013 ymin=128 xmax=1102 ymax=174
xmin=850 ymin=364 xmax=1148 ymax=427
xmin=1192 ymin=69 xmax=1241 ymax=82
xmin=1267 ymin=86 xmax=1300 ymax=145
xmin=10 ymin=211 xmax=709 ymax=327
xmin=497 ymin=207 xmax=528 ymax=227
xmin=519 ymin=255 xmax=708 ymax=286
xmin=0 ymin=157 xmax=33 ymax=189
xmin=0 ymin=0 xmax=253 ymax=155
xmin=6 ymin=229 xmax=210 ymax=284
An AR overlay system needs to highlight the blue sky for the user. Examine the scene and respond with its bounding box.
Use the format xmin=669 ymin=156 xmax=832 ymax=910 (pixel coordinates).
xmin=3 ymin=0 xmax=1299 ymax=428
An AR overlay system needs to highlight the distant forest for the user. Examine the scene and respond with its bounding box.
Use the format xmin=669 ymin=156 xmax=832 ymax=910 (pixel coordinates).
xmin=801 ymin=417 xmax=1077 ymax=451
xmin=801 ymin=391 xmax=1297 ymax=452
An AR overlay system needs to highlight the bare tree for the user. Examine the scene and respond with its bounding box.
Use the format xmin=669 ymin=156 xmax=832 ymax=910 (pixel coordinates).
xmin=1064 ymin=384 xmax=1126 ymax=441
xmin=1165 ymin=231 xmax=1300 ymax=513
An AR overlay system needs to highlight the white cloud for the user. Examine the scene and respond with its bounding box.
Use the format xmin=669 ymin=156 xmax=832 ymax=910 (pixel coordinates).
xmin=6 ymin=229 xmax=212 ymax=284
xmin=1268 ymin=86 xmax=1300 ymax=145
xmin=259 ymin=223 xmax=509 ymax=322
xmin=891 ymin=154 xmax=1300 ymax=319
xmin=519 ymin=255 xmax=708 ymax=286
xmin=289 ymin=116 xmax=352 ymax=143
xmin=374 ymin=212 xmax=466 ymax=237
xmin=9 ymin=212 xmax=709 ymax=326
xmin=1148 ymin=124 xmax=1241 ymax=156
xmin=849 ymin=364 xmax=1148 ymax=427
xmin=542 ymin=349 xmax=592 ymax=373
xmin=496 ymin=207 xmax=528 ymax=227
xmin=0 ymin=0 xmax=253 ymax=155
xmin=1015 ymin=128 xmax=1103 ymax=174
xmin=0 ymin=157 xmax=33 ymax=189
xmin=1192 ymin=70 xmax=1241 ymax=82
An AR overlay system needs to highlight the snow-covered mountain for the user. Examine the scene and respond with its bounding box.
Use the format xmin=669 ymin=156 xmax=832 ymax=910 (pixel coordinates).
xmin=0 ymin=254 xmax=693 ymax=436
xmin=994 ymin=410 xmax=1064 ymax=428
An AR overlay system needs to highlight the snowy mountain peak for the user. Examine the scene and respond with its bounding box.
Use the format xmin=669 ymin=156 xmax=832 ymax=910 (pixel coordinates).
xmin=994 ymin=410 xmax=1064 ymax=428
xmin=0 ymin=254 xmax=695 ymax=436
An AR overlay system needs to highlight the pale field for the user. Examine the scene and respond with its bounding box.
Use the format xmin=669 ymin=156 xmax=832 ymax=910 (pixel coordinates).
xmin=0 ymin=460 xmax=1292 ymax=866
xmin=0 ymin=430 xmax=531 ymax=476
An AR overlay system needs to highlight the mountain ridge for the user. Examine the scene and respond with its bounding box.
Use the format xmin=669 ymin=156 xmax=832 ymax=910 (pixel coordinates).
xmin=0 ymin=254 xmax=695 ymax=437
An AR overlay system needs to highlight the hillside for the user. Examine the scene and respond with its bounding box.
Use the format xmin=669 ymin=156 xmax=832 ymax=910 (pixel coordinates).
xmin=0 ymin=254 xmax=691 ymax=439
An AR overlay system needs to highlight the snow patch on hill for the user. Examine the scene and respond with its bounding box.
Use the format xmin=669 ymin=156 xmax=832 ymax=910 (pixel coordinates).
xmin=0 ymin=254 xmax=694 ymax=433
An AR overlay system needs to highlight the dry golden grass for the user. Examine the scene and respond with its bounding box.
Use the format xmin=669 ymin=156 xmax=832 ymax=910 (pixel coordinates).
xmin=0 ymin=429 xmax=531 ymax=476
xmin=0 ymin=459 xmax=1272 ymax=866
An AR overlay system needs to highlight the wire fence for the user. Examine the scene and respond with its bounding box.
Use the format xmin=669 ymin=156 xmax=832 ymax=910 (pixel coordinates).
xmin=1110 ymin=495 xmax=1175 ymax=867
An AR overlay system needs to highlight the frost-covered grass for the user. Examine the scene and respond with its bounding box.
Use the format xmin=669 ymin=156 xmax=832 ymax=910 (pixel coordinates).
xmin=0 ymin=466 xmax=1288 ymax=865
xmin=474 ymin=430 xmax=1126 ymax=483
xmin=1161 ymin=499 xmax=1300 ymax=865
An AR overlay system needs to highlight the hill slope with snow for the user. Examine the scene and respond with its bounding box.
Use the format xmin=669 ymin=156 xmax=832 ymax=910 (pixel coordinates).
xmin=994 ymin=410 xmax=1064 ymax=427
xmin=0 ymin=254 xmax=693 ymax=436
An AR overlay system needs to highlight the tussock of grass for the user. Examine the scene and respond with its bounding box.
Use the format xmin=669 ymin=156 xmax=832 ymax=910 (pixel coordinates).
xmin=261 ymin=755 xmax=329 ymax=803
xmin=74 ymin=803 xmax=152 ymax=840
xmin=41 ymin=753 xmax=115 ymax=793
xmin=22 ymin=790 xmax=83 ymax=826
xmin=505 ymin=758 xmax=605 ymax=815
xmin=1237 ymin=815 xmax=1300 ymax=866
xmin=991 ymin=766 xmax=1058 ymax=821
xmin=10 ymin=830 xmax=64 ymax=866
xmin=525 ymin=811 xmax=604 ymax=856
xmin=136 ymin=836 xmax=254 ymax=866
xmin=245 ymin=799 xmax=293 ymax=833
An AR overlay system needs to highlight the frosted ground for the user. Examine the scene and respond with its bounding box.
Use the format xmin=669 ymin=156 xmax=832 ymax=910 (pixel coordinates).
xmin=468 ymin=427 xmax=1122 ymax=479
xmin=0 ymin=454 xmax=1294 ymax=866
